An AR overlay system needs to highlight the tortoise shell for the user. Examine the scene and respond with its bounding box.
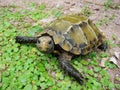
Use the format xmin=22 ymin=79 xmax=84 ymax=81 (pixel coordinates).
xmin=37 ymin=14 xmax=106 ymax=55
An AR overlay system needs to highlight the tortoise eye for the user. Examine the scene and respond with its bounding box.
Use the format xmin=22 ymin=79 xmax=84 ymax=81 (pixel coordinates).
xmin=48 ymin=41 xmax=52 ymax=44
xmin=37 ymin=40 xmax=41 ymax=43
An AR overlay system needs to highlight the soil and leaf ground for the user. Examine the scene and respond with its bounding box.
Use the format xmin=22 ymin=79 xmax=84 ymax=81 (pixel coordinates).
xmin=0 ymin=0 xmax=120 ymax=90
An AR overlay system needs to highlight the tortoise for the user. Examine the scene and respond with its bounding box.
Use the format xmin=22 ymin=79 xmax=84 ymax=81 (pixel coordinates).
xmin=15 ymin=14 xmax=107 ymax=84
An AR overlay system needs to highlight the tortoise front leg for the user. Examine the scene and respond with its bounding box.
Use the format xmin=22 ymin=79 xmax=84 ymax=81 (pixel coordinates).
xmin=16 ymin=36 xmax=37 ymax=44
xmin=59 ymin=54 xmax=83 ymax=84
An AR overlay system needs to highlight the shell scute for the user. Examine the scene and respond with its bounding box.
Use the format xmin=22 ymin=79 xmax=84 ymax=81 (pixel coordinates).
xmin=79 ymin=21 xmax=98 ymax=44
xmin=70 ymin=47 xmax=81 ymax=55
xmin=53 ymin=35 xmax=65 ymax=44
xmin=67 ymin=25 xmax=88 ymax=47
xmin=47 ymin=29 xmax=56 ymax=36
xmin=60 ymin=40 xmax=72 ymax=51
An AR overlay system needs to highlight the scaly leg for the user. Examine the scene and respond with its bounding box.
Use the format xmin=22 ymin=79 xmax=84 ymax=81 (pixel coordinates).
xmin=59 ymin=53 xmax=83 ymax=84
xmin=16 ymin=36 xmax=37 ymax=44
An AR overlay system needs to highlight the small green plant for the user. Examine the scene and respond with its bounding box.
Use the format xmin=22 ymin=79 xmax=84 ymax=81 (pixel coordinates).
xmin=49 ymin=9 xmax=62 ymax=18
xmin=105 ymin=61 xmax=117 ymax=69
xmin=55 ymin=11 xmax=62 ymax=18
xmin=106 ymin=39 xmax=117 ymax=48
xmin=96 ymin=20 xmax=102 ymax=27
xmin=115 ymin=84 xmax=120 ymax=90
xmin=104 ymin=0 xmax=112 ymax=10
xmin=28 ymin=25 xmax=43 ymax=36
xmin=96 ymin=14 xmax=115 ymax=27
xmin=110 ymin=14 xmax=115 ymax=20
xmin=29 ymin=3 xmax=48 ymax=20
xmin=81 ymin=5 xmax=92 ymax=16
xmin=39 ymin=3 xmax=46 ymax=10
xmin=104 ymin=17 xmax=109 ymax=25
xmin=0 ymin=3 xmax=116 ymax=90
xmin=104 ymin=0 xmax=120 ymax=10
xmin=100 ymin=53 xmax=108 ymax=58
xmin=112 ymin=34 xmax=116 ymax=40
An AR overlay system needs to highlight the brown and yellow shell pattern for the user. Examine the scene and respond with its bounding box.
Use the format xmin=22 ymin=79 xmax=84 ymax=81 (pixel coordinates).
xmin=38 ymin=14 xmax=106 ymax=55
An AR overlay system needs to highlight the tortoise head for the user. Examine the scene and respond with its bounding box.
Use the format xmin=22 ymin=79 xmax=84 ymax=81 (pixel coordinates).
xmin=36 ymin=36 xmax=54 ymax=53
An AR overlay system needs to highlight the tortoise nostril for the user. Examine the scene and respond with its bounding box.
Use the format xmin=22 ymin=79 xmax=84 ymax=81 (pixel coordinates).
xmin=48 ymin=41 xmax=52 ymax=44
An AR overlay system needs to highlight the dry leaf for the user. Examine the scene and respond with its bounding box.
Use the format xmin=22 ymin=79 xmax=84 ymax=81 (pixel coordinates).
xmin=110 ymin=56 xmax=120 ymax=68
xmin=100 ymin=57 xmax=108 ymax=67
xmin=110 ymin=56 xmax=117 ymax=65
xmin=114 ymin=52 xmax=120 ymax=59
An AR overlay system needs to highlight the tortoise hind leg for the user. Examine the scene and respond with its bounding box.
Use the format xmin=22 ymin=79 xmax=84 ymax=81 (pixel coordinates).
xmin=16 ymin=36 xmax=37 ymax=44
xmin=98 ymin=41 xmax=108 ymax=51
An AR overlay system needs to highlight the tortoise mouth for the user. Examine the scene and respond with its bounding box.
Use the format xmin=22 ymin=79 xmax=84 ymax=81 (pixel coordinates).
xmin=37 ymin=45 xmax=54 ymax=53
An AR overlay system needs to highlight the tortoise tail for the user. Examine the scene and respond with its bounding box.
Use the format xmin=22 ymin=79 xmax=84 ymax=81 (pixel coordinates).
xmin=16 ymin=36 xmax=37 ymax=44
xmin=59 ymin=60 xmax=83 ymax=84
